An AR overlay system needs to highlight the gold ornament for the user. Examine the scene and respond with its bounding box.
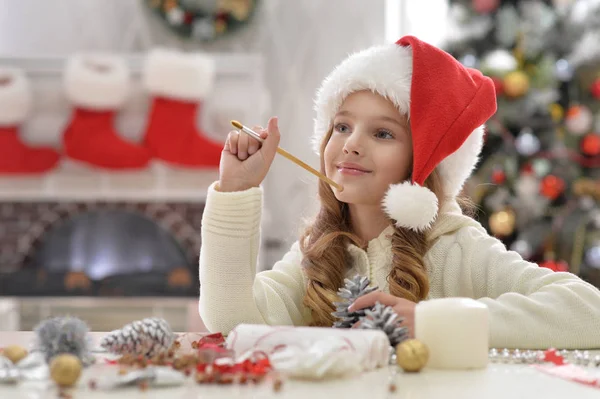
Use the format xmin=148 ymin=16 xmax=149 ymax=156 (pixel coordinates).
xmin=163 ymin=0 xmax=177 ymax=12
xmin=50 ymin=354 xmax=82 ymax=387
xmin=2 ymin=345 xmax=28 ymax=364
xmin=503 ymin=71 xmax=529 ymax=98
xmin=489 ymin=209 xmax=516 ymax=237
xmin=573 ymin=178 xmax=600 ymax=200
xmin=218 ymin=0 xmax=251 ymax=21
xmin=549 ymin=103 xmax=564 ymax=122
xmin=396 ymin=339 xmax=429 ymax=372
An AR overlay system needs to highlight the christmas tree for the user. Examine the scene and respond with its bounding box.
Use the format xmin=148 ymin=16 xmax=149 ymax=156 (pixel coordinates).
xmin=443 ymin=0 xmax=600 ymax=287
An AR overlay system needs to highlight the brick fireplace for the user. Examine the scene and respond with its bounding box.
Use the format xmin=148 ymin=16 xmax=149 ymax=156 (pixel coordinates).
xmin=0 ymin=199 xmax=204 ymax=297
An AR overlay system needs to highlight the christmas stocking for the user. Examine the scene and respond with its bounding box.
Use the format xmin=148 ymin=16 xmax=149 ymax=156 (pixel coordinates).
xmin=0 ymin=68 xmax=60 ymax=174
xmin=142 ymin=49 xmax=223 ymax=168
xmin=62 ymin=54 xmax=151 ymax=170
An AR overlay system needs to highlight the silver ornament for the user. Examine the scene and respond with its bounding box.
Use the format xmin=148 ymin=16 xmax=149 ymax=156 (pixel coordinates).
xmin=579 ymin=196 xmax=596 ymax=210
xmin=555 ymin=59 xmax=574 ymax=81
xmin=515 ymin=128 xmax=541 ymax=156
xmin=167 ymin=7 xmax=185 ymax=26
xmin=510 ymin=240 xmax=533 ymax=259
xmin=585 ymin=244 xmax=600 ymax=269
xmin=481 ymin=49 xmax=517 ymax=75
xmin=460 ymin=53 xmax=479 ymax=69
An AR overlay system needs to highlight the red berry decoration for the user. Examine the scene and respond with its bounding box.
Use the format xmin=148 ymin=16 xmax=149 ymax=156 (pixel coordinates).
xmin=540 ymin=175 xmax=565 ymax=200
xmin=543 ymin=348 xmax=565 ymax=365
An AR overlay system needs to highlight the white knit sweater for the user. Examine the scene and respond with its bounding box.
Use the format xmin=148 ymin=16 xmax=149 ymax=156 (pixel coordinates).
xmin=199 ymin=182 xmax=600 ymax=349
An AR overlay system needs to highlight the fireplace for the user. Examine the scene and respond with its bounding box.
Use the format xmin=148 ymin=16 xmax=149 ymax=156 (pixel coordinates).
xmin=0 ymin=201 xmax=204 ymax=297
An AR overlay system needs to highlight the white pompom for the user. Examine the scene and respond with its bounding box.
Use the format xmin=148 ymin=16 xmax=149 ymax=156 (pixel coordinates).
xmin=382 ymin=182 xmax=439 ymax=232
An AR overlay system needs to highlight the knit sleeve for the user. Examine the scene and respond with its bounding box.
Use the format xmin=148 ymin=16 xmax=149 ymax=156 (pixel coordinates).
xmin=199 ymin=182 xmax=310 ymax=335
xmin=427 ymin=225 xmax=600 ymax=349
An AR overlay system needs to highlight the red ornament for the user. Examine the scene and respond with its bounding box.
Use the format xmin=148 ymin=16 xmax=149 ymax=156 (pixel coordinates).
xmin=184 ymin=12 xmax=194 ymax=24
xmin=491 ymin=76 xmax=504 ymax=96
xmin=492 ymin=168 xmax=506 ymax=184
xmin=540 ymin=175 xmax=565 ymax=200
xmin=580 ymin=134 xmax=600 ymax=156
xmin=539 ymin=260 xmax=569 ymax=272
xmin=472 ymin=0 xmax=500 ymax=14
xmin=590 ymin=78 xmax=600 ymax=99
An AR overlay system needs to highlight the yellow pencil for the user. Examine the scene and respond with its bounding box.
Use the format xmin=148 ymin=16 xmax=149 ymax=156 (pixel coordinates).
xmin=231 ymin=120 xmax=343 ymax=191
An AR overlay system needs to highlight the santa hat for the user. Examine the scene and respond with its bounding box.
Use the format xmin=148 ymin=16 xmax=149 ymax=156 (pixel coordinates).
xmin=312 ymin=35 xmax=497 ymax=231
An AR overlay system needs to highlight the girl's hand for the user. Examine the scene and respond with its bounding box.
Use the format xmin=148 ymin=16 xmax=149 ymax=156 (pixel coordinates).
xmin=348 ymin=291 xmax=416 ymax=338
xmin=218 ymin=116 xmax=281 ymax=192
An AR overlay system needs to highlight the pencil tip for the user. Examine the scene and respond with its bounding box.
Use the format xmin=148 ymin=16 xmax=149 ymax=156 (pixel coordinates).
xmin=231 ymin=120 xmax=243 ymax=129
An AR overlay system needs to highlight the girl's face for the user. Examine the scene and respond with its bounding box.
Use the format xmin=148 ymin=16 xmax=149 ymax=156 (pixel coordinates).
xmin=324 ymin=90 xmax=412 ymax=206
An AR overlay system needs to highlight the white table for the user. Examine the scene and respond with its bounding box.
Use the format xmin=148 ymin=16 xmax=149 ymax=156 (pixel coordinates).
xmin=1 ymin=332 xmax=599 ymax=398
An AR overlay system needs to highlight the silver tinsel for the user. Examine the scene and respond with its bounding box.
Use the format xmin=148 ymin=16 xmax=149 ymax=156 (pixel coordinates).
xmin=100 ymin=317 xmax=175 ymax=357
xmin=332 ymin=275 xmax=378 ymax=328
xmin=33 ymin=316 xmax=94 ymax=366
xmin=490 ymin=348 xmax=600 ymax=367
xmin=357 ymin=302 xmax=408 ymax=347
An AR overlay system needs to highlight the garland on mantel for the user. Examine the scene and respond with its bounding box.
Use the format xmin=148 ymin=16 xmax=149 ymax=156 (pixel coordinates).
xmin=145 ymin=0 xmax=258 ymax=42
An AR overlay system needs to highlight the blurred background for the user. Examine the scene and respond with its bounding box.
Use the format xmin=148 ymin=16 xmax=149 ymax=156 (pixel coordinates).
xmin=0 ymin=0 xmax=597 ymax=332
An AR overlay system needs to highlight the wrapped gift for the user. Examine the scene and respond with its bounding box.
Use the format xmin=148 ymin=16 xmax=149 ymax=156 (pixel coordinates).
xmin=225 ymin=324 xmax=390 ymax=378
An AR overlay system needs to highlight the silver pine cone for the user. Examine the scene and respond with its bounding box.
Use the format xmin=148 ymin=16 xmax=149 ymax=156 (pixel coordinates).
xmin=100 ymin=317 xmax=175 ymax=357
xmin=34 ymin=316 xmax=95 ymax=365
xmin=358 ymin=302 xmax=408 ymax=347
xmin=332 ymin=275 xmax=378 ymax=328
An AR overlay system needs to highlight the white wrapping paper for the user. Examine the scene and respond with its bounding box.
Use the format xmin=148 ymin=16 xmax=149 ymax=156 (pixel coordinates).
xmin=225 ymin=324 xmax=390 ymax=377
xmin=95 ymin=366 xmax=185 ymax=390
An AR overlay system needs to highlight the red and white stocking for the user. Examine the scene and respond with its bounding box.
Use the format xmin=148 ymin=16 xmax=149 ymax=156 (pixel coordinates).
xmin=0 ymin=68 xmax=60 ymax=174
xmin=142 ymin=49 xmax=223 ymax=168
xmin=62 ymin=54 xmax=151 ymax=170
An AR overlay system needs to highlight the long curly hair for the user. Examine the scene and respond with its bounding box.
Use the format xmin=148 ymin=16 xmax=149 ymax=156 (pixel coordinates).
xmin=299 ymin=127 xmax=446 ymax=327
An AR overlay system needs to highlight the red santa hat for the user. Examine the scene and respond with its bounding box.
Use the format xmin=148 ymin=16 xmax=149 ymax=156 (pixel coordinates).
xmin=312 ymin=35 xmax=497 ymax=231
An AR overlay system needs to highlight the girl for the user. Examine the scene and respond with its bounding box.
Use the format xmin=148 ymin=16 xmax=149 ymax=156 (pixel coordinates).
xmin=199 ymin=36 xmax=600 ymax=349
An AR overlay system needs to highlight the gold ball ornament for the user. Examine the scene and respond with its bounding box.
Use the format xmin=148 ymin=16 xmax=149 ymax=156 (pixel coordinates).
xmin=50 ymin=354 xmax=82 ymax=387
xmin=396 ymin=339 xmax=429 ymax=372
xmin=549 ymin=103 xmax=564 ymax=122
xmin=489 ymin=209 xmax=516 ymax=237
xmin=2 ymin=345 xmax=28 ymax=364
xmin=503 ymin=71 xmax=530 ymax=98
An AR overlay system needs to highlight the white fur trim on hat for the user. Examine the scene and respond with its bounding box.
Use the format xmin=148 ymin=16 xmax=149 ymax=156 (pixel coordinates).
xmin=143 ymin=48 xmax=215 ymax=101
xmin=0 ymin=67 xmax=31 ymax=126
xmin=312 ymin=43 xmax=412 ymax=153
xmin=383 ymin=182 xmax=439 ymax=232
xmin=439 ymin=125 xmax=485 ymax=197
xmin=64 ymin=53 xmax=130 ymax=110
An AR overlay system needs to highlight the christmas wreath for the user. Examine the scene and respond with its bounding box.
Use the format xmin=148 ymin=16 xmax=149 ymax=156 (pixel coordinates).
xmin=145 ymin=0 xmax=258 ymax=42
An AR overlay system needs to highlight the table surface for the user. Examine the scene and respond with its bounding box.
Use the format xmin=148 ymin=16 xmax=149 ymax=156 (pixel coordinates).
xmin=1 ymin=331 xmax=599 ymax=399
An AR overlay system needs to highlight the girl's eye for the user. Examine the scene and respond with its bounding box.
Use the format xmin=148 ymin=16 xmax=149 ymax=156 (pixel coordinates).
xmin=334 ymin=123 xmax=350 ymax=133
xmin=375 ymin=129 xmax=394 ymax=139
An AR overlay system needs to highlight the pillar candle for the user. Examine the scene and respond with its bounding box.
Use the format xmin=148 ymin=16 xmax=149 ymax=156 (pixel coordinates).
xmin=415 ymin=298 xmax=489 ymax=370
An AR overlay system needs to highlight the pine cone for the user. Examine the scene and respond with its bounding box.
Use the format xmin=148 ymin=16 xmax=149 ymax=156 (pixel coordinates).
xmin=358 ymin=302 xmax=408 ymax=347
xmin=100 ymin=317 xmax=175 ymax=357
xmin=331 ymin=275 xmax=378 ymax=328
xmin=34 ymin=316 xmax=94 ymax=365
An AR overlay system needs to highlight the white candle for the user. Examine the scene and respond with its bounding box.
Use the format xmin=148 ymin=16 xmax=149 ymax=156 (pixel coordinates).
xmin=415 ymin=298 xmax=489 ymax=370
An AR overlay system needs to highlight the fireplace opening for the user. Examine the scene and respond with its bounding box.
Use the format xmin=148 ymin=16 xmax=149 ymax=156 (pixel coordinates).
xmin=2 ymin=208 xmax=199 ymax=297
